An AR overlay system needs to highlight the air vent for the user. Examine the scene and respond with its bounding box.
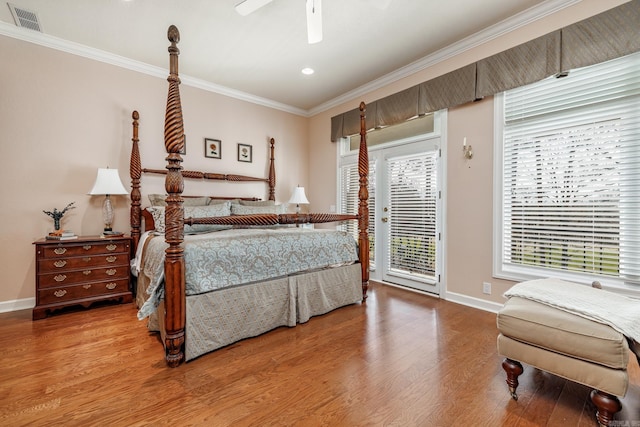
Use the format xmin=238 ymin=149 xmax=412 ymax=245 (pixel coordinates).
xmin=8 ymin=3 xmax=42 ymax=32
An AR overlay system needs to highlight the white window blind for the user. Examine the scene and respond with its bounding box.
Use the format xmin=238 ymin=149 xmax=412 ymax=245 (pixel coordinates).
xmin=387 ymin=152 xmax=437 ymax=279
xmin=339 ymin=161 xmax=376 ymax=269
xmin=499 ymin=51 xmax=640 ymax=287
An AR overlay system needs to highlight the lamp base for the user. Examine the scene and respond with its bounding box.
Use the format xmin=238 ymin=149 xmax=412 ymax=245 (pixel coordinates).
xmin=102 ymin=195 xmax=114 ymax=232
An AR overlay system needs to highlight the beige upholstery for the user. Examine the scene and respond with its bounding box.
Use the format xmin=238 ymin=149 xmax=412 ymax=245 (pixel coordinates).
xmin=497 ymin=296 xmax=630 ymax=397
xmin=497 ymin=294 xmax=632 ymax=426
xmin=498 ymin=297 xmax=629 ymax=371
xmin=497 ymin=334 xmax=629 ymax=397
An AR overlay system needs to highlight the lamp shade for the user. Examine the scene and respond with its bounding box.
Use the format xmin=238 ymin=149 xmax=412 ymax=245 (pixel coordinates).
xmin=88 ymin=168 xmax=128 ymax=195
xmin=288 ymin=186 xmax=309 ymax=205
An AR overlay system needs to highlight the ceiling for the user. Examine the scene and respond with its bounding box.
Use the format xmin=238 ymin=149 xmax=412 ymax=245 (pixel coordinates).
xmin=1 ymin=0 xmax=560 ymax=114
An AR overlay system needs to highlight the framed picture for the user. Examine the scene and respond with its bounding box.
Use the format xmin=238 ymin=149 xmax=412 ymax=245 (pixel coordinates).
xmin=204 ymin=138 xmax=221 ymax=159
xmin=238 ymin=143 xmax=252 ymax=163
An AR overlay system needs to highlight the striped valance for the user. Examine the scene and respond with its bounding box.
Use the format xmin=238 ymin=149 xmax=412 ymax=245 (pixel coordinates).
xmin=331 ymin=0 xmax=640 ymax=141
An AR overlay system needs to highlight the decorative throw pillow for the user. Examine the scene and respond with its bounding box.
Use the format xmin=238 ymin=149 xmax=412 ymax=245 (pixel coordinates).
xmin=184 ymin=197 xmax=211 ymax=206
xmin=231 ymin=203 xmax=286 ymax=215
xmin=148 ymin=194 xmax=168 ymax=207
xmin=238 ymin=199 xmax=275 ymax=206
xmin=146 ymin=207 xmax=166 ymax=233
xmin=209 ymin=198 xmax=238 ymax=205
xmin=148 ymin=194 xmax=211 ymax=207
xmin=184 ymin=202 xmax=232 ymax=233
xmin=146 ymin=203 xmax=232 ymax=234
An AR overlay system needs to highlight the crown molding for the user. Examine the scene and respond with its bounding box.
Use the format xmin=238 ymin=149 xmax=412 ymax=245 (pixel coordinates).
xmin=1 ymin=0 xmax=580 ymax=119
xmin=308 ymin=0 xmax=581 ymax=116
xmin=0 ymin=21 xmax=308 ymax=117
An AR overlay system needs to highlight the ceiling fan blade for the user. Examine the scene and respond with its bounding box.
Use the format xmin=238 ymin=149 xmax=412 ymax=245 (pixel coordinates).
xmin=306 ymin=0 xmax=322 ymax=44
xmin=235 ymin=0 xmax=273 ymax=16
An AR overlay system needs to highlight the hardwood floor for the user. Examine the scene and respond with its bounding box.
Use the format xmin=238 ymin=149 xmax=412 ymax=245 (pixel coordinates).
xmin=1 ymin=282 xmax=638 ymax=426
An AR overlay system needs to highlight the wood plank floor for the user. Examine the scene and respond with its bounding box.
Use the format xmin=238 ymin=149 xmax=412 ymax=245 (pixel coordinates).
xmin=1 ymin=282 xmax=638 ymax=426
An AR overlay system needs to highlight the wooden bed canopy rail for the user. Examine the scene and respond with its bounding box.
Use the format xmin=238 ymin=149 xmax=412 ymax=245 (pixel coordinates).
xmin=129 ymin=25 xmax=370 ymax=367
xmin=140 ymin=135 xmax=276 ymax=197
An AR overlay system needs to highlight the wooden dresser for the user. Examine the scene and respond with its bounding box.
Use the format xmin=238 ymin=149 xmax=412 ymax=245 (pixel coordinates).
xmin=33 ymin=235 xmax=133 ymax=320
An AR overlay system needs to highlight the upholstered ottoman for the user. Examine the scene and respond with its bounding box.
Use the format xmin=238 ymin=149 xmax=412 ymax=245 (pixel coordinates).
xmin=496 ymin=278 xmax=640 ymax=427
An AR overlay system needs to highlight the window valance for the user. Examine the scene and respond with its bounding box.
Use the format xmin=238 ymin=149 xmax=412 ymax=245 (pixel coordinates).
xmin=331 ymin=0 xmax=640 ymax=142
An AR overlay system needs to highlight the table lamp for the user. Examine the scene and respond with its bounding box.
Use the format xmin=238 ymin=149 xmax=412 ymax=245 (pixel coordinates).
xmin=88 ymin=168 xmax=128 ymax=233
xmin=288 ymin=186 xmax=309 ymax=214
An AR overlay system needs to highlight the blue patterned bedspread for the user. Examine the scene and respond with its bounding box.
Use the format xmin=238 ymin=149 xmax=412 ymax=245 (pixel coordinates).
xmin=137 ymin=228 xmax=358 ymax=319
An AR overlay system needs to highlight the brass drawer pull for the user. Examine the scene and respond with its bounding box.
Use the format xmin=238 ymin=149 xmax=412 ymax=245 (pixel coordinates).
xmin=106 ymin=244 xmax=117 ymax=251
xmin=54 ymin=248 xmax=67 ymax=255
xmin=106 ymin=256 xmax=117 ymax=263
xmin=54 ymin=274 xmax=67 ymax=282
xmin=83 ymin=257 xmax=92 ymax=263
xmin=54 ymin=289 xmax=67 ymax=298
xmin=83 ymin=270 xmax=92 ymax=276
xmin=106 ymin=283 xmax=117 ymax=290
xmin=83 ymin=245 xmax=92 ymax=251
xmin=82 ymin=284 xmax=92 ymax=289
xmin=53 ymin=260 xmax=67 ymax=268
xmin=106 ymin=269 xmax=117 ymax=276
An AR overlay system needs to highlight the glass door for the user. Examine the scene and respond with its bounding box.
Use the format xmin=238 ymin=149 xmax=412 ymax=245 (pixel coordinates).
xmin=378 ymin=139 xmax=441 ymax=293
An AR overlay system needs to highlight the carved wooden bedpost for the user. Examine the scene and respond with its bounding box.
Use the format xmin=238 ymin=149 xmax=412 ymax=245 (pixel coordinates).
xmin=163 ymin=25 xmax=186 ymax=367
xmin=130 ymin=111 xmax=142 ymax=250
xmin=358 ymin=102 xmax=370 ymax=300
xmin=268 ymin=138 xmax=276 ymax=201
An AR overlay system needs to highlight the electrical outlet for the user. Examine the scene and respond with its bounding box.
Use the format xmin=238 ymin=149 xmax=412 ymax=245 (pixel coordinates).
xmin=482 ymin=282 xmax=492 ymax=295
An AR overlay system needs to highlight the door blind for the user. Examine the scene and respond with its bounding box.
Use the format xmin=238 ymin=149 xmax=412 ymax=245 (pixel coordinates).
xmin=387 ymin=151 xmax=437 ymax=279
xmin=501 ymin=51 xmax=640 ymax=285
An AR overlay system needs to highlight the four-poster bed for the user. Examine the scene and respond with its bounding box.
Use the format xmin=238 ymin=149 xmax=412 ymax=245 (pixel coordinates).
xmin=130 ymin=25 xmax=370 ymax=367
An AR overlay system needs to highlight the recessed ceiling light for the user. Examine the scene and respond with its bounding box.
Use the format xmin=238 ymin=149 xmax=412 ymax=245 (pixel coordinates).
xmin=301 ymin=68 xmax=315 ymax=75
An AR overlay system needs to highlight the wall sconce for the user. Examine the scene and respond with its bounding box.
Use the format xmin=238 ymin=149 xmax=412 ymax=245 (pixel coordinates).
xmin=463 ymin=137 xmax=473 ymax=160
xmin=88 ymin=167 xmax=128 ymax=233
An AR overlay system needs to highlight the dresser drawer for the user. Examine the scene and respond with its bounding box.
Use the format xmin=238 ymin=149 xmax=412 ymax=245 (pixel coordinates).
xmin=38 ymin=265 xmax=130 ymax=288
xmin=41 ymin=241 xmax=128 ymax=259
xmin=33 ymin=236 xmax=133 ymax=319
xmin=38 ymin=253 xmax=129 ymax=273
xmin=37 ymin=279 xmax=130 ymax=305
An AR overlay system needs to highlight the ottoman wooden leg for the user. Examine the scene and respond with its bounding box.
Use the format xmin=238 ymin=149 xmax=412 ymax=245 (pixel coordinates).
xmin=590 ymin=390 xmax=621 ymax=427
xmin=502 ymin=358 xmax=524 ymax=400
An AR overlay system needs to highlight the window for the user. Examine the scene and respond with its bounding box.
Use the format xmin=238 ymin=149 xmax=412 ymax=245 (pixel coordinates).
xmin=495 ymin=51 xmax=640 ymax=292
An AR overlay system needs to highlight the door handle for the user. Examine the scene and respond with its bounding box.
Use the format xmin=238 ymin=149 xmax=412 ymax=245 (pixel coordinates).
xmin=381 ymin=217 xmax=388 ymax=223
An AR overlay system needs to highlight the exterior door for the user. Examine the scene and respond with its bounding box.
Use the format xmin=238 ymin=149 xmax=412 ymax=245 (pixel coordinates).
xmin=377 ymin=138 xmax=441 ymax=293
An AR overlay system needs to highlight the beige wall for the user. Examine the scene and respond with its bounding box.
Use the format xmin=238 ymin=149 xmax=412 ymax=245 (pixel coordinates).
xmin=0 ymin=35 xmax=307 ymax=307
xmin=307 ymin=0 xmax=627 ymax=309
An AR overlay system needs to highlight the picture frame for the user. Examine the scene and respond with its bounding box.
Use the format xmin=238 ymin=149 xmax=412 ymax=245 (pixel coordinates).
xmin=237 ymin=143 xmax=252 ymax=163
xmin=204 ymin=138 xmax=221 ymax=159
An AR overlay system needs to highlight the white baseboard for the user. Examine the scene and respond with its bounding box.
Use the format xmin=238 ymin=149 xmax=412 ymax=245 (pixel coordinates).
xmin=444 ymin=291 xmax=504 ymax=314
xmin=0 ymin=297 xmax=35 ymax=314
xmin=374 ymin=281 xmax=504 ymax=313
